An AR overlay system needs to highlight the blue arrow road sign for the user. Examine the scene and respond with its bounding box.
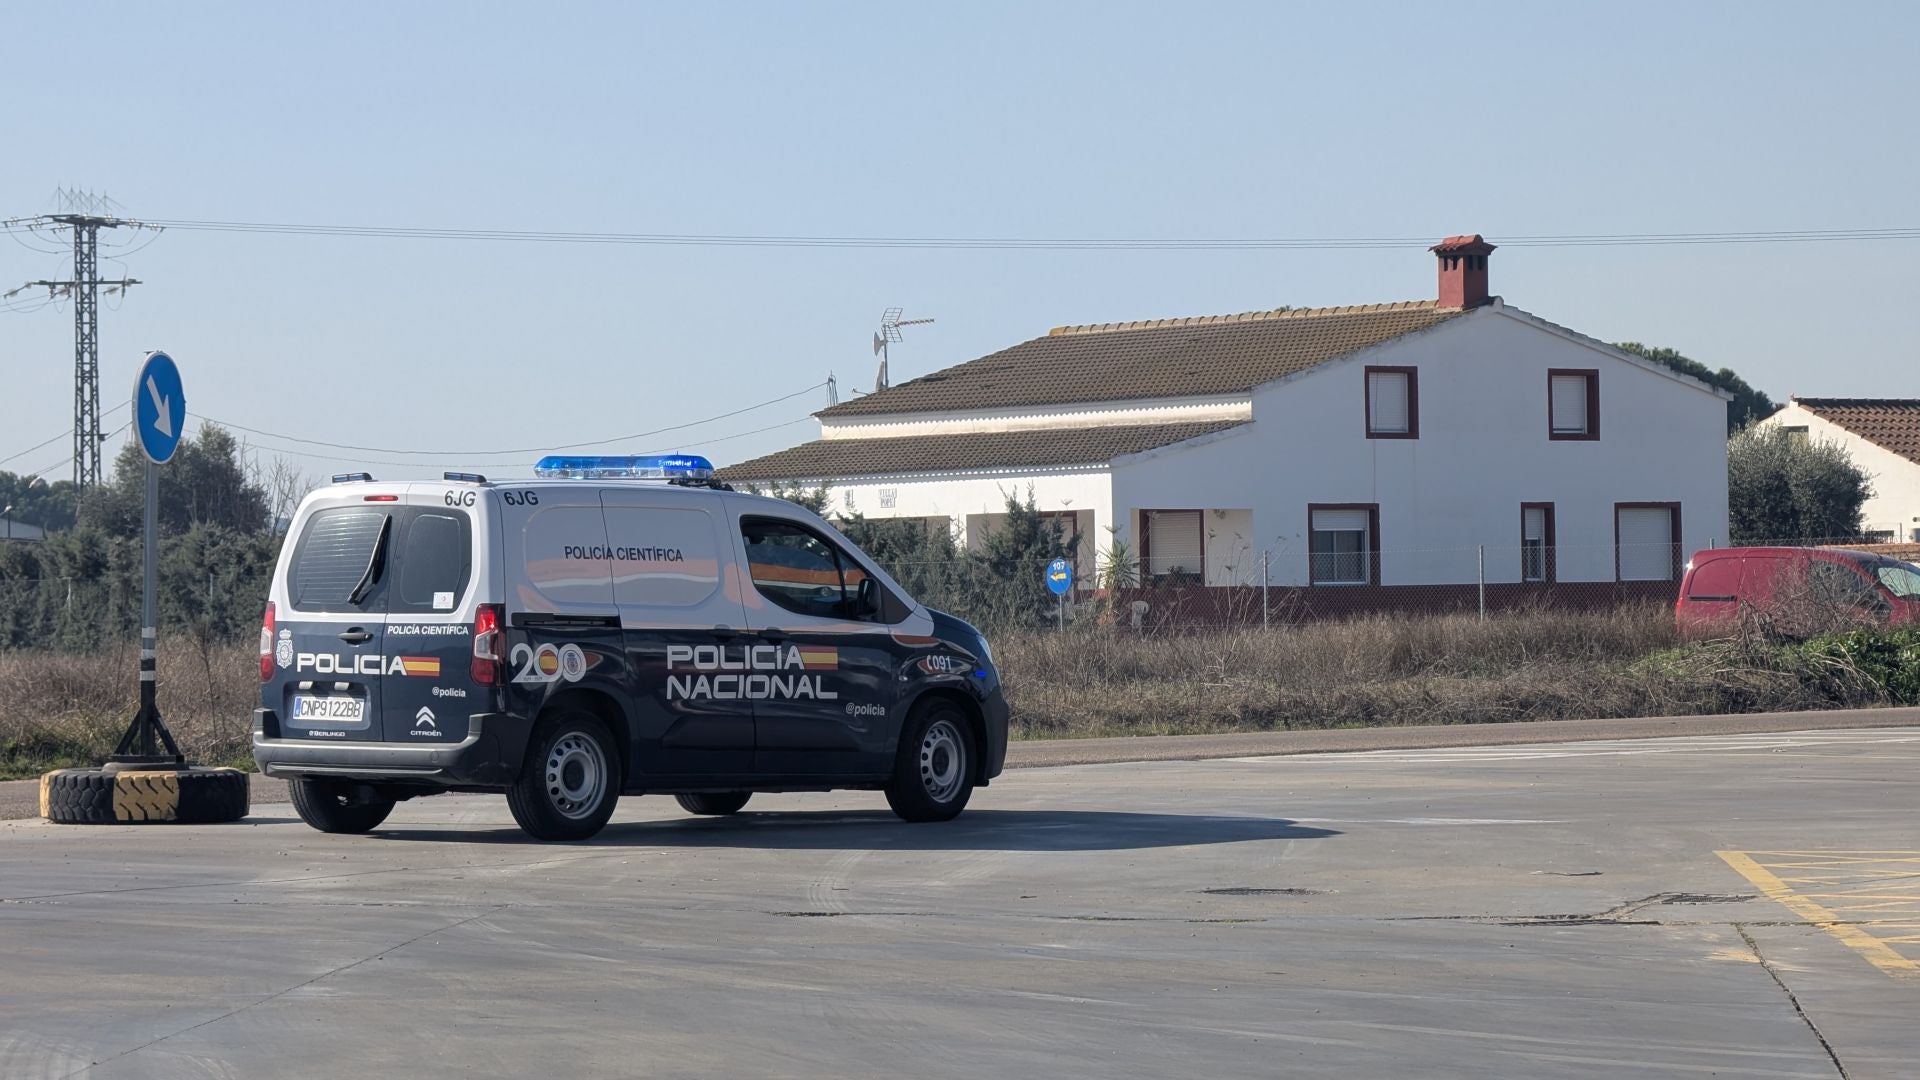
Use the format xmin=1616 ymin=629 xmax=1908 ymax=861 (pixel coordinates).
xmin=134 ymin=351 xmax=185 ymax=464
xmin=1046 ymin=557 xmax=1073 ymax=596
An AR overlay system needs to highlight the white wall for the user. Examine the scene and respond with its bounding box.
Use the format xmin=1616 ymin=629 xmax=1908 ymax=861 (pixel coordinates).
xmin=1759 ymin=404 xmax=1920 ymax=543
xmin=1110 ymin=305 xmax=1730 ymax=585
xmin=824 ymin=470 xmax=1109 ymax=574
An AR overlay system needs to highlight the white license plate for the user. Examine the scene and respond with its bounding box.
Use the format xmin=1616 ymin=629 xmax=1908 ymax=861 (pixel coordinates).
xmin=291 ymin=694 xmax=366 ymax=723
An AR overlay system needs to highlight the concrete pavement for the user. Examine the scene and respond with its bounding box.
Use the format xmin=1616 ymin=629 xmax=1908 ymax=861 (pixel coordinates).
xmin=3 ymin=725 xmax=1918 ymax=1077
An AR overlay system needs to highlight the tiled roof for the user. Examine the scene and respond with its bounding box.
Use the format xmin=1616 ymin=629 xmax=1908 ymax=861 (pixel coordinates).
xmin=1796 ymin=398 xmax=1920 ymax=466
xmin=817 ymin=301 xmax=1465 ymax=418
xmin=717 ymin=421 xmax=1249 ymax=482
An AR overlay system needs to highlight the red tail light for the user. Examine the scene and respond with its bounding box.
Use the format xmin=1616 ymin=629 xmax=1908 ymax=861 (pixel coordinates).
xmin=259 ymin=602 xmax=276 ymax=683
xmin=472 ymin=603 xmax=505 ymax=685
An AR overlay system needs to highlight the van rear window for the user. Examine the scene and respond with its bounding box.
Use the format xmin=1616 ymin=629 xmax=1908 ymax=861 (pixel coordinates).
xmin=288 ymin=506 xmax=473 ymax=613
xmin=289 ymin=509 xmax=389 ymax=610
xmin=394 ymin=511 xmax=472 ymax=613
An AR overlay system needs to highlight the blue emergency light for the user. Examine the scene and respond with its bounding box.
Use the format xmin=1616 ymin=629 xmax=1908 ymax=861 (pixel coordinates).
xmin=533 ymin=454 xmax=716 ymax=480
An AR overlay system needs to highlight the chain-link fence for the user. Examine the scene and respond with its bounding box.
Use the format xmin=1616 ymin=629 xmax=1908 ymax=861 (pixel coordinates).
xmin=4 ymin=534 xmax=1912 ymax=652
xmin=873 ymin=537 xmax=1920 ymax=634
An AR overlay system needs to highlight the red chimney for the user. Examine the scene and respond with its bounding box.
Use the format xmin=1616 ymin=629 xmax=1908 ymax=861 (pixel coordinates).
xmin=1431 ymin=234 xmax=1495 ymax=309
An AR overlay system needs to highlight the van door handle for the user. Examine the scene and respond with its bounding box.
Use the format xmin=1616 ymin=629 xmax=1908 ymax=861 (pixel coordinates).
xmin=338 ymin=629 xmax=372 ymax=645
xmin=711 ymin=625 xmax=739 ymax=641
xmin=758 ymin=628 xmax=787 ymax=643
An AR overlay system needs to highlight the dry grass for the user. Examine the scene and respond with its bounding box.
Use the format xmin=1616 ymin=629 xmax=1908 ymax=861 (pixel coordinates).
xmin=0 ymin=606 xmax=1895 ymax=776
xmin=0 ymin=640 xmax=257 ymax=777
xmin=996 ymin=605 xmax=1888 ymax=738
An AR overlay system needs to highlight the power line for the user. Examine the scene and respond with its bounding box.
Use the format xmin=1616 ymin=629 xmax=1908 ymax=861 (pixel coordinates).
xmin=215 ymin=414 xmax=816 ymax=471
xmin=0 ymin=401 xmax=130 ymax=468
xmin=185 ymin=380 xmax=827 ymax=458
xmin=124 ymin=218 xmax=1920 ymax=251
xmin=20 ymin=420 xmax=132 ymax=483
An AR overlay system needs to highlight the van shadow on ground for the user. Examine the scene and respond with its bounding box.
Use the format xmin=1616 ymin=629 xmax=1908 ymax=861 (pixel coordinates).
xmin=375 ymin=809 xmax=1338 ymax=852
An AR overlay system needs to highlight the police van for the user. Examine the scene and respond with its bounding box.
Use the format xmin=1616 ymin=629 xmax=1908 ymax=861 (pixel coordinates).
xmin=254 ymin=453 xmax=1008 ymax=841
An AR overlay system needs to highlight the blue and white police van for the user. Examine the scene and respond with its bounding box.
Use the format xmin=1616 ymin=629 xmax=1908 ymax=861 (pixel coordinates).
xmin=253 ymin=454 xmax=1008 ymax=841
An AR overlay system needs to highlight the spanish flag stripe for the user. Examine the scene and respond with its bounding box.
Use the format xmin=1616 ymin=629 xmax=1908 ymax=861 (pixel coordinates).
xmin=797 ymin=647 xmax=838 ymax=670
xmin=399 ymin=657 xmax=441 ymax=677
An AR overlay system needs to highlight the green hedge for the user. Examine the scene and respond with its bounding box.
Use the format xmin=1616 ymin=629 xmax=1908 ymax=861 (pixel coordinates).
xmin=1797 ymin=627 xmax=1920 ymax=705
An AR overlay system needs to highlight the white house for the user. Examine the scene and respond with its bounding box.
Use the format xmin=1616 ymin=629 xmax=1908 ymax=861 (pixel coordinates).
xmin=1759 ymin=398 xmax=1920 ymax=543
xmin=720 ymin=237 xmax=1731 ymax=604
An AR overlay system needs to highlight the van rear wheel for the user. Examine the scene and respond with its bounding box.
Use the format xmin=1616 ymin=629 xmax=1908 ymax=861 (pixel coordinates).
xmin=675 ymin=792 xmax=751 ymax=816
xmin=290 ymin=778 xmax=394 ymax=834
xmin=507 ymin=710 xmax=621 ymax=841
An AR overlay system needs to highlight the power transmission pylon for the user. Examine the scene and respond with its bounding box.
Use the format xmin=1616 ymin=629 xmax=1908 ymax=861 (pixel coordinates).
xmin=7 ymin=191 xmax=157 ymax=487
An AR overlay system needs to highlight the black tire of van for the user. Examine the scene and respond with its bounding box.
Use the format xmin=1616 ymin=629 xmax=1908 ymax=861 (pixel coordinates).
xmin=885 ymin=701 xmax=976 ymax=823
xmin=507 ymin=710 xmax=621 ymax=841
xmin=290 ymin=778 xmax=395 ymax=834
xmin=675 ymin=792 xmax=751 ymax=816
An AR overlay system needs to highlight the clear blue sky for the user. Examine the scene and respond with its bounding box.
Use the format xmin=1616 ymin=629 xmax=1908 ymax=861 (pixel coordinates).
xmin=3 ymin=1 xmax=1916 ymax=483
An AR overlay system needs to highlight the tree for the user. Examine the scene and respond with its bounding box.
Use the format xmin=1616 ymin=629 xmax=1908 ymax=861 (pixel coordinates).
xmin=1727 ymin=422 xmax=1871 ymax=544
xmin=760 ymin=483 xmax=1077 ymax=629
xmin=1615 ymin=342 xmax=1777 ymax=434
xmin=0 ymin=471 xmax=80 ymax=531
xmin=78 ymin=425 xmax=272 ymax=537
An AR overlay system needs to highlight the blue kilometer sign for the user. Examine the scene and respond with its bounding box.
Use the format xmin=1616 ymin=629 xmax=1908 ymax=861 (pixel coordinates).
xmin=1045 ymin=557 xmax=1073 ymax=596
xmin=134 ymin=351 xmax=186 ymax=465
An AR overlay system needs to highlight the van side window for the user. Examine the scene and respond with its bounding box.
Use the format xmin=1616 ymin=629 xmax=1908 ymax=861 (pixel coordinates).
xmin=741 ymin=519 xmax=855 ymax=620
xmin=1809 ymin=559 xmax=1887 ymax=614
xmin=289 ymin=508 xmax=390 ymax=611
xmin=393 ymin=511 xmax=472 ymax=614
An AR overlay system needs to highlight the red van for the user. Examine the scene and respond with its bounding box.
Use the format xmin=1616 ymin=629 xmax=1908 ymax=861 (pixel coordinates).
xmin=1676 ymin=547 xmax=1920 ymax=634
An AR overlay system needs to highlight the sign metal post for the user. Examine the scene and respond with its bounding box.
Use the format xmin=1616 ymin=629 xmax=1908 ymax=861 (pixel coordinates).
xmin=112 ymin=351 xmax=186 ymax=768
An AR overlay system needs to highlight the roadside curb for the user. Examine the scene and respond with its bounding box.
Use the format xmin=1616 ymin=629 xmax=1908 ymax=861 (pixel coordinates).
xmin=1001 ymin=707 xmax=1920 ymax=769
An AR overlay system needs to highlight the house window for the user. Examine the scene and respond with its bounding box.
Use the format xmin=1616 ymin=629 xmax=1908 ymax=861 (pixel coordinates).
xmin=1308 ymin=504 xmax=1379 ymax=586
xmin=1521 ymin=503 xmax=1555 ymax=583
xmin=1616 ymin=503 xmax=1681 ymax=582
xmin=1142 ymin=510 xmax=1202 ymax=584
xmin=1549 ymin=369 xmax=1600 ymax=440
xmin=1365 ymin=366 xmax=1418 ymax=438
xmin=1782 ymin=425 xmax=1810 ymax=447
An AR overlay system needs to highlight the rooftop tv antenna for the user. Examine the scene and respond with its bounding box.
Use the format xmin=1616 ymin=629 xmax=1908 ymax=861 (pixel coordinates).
xmin=872 ymin=307 xmax=934 ymax=392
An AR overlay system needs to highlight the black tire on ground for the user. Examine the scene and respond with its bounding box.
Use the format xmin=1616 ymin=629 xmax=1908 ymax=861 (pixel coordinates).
xmin=173 ymin=768 xmax=251 ymax=823
xmin=40 ymin=769 xmax=115 ymax=824
xmin=290 ymin=778 xmax=395 ymax=834
xmin=675 ymin=792 xmax=751 ymax=816
xmin=885 ymin=701 xmax=977 ymax=823
xmin=506 ymin=710 xmax=622 ymax=841
xmin=41 ymin=767 xmax=250 ymax=825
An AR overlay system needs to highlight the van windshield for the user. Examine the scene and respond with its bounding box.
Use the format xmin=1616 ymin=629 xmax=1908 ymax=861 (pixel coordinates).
xmin=1876 ymin=562 xmax=1920 ymax=599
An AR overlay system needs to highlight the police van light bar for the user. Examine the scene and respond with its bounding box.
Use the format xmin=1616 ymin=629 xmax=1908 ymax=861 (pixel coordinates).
xmin=331 ymin=472 xmax=375 ymax=484
xmin=533 ymin=454 xmax=715 ymax=481
xmin=443 ymin=471 xmax=489 ymax=484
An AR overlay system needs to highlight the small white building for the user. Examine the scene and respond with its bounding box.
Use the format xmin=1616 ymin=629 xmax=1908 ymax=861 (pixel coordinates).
xmin=0 ymin=517 xmax=46 ymax=542
xmin=721 ymin=238 xmax=1730 ymax=603
xmin=1760 ymin=398 xmax=1920 ymax=543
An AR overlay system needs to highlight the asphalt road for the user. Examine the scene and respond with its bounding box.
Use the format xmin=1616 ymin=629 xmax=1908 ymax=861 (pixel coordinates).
xmin=4 ymin=726 xmax=1918 ymax=1079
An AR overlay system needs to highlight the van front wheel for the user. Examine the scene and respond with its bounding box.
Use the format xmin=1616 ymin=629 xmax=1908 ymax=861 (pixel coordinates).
xmin=885 ymin=702 xmax=976 ymax=823
xmin=507 ymin=710 xmax=621 ymax=841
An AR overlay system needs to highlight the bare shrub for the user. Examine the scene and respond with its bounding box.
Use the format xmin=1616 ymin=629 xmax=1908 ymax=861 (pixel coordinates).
xmin=1 ymin=641 xmax=255 ymax=774
xmin=996 ymin=604 xmax=1882 ymax=739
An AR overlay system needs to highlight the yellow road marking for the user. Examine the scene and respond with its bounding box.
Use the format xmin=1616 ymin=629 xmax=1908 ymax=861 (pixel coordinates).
xmin=1718 ymin=851 xmax=1920 ymax=981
